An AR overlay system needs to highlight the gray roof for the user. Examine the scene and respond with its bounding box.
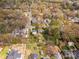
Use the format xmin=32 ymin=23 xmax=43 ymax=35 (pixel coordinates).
xmin=73 ymin=50 xmax=79 ymax=59
xmin=31 ymin=17 xmax=37 ymax=24
xmin=6 ymin=50 xmax=21 ymax=59
xmin=28 ymin=53 xmax=38 ymax=59
xmin=63 ymin=50 xmax=74 ymax=58
xmin=68 ymin=17 xmax=79 ymax=23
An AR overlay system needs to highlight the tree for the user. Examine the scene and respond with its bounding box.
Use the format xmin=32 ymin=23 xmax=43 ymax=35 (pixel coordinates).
xmin=43 ymin=19 xmax=61 ymax=45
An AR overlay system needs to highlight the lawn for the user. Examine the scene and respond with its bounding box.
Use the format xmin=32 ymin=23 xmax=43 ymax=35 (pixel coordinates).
xmin=0 ymin=46 xmax=9 ymax=59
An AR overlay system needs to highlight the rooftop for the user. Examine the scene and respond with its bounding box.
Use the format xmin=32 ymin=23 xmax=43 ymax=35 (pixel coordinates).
xmin=7 ymin=50 xmax=22 ymax=59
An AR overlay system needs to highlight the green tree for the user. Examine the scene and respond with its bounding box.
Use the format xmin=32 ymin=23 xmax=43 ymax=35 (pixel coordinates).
xmin=43 ymin=20 xmax=61 ymax=45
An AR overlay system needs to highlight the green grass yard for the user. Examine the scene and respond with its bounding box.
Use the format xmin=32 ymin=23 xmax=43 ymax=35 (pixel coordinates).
xmin=0 ymin=47 xmax=9 ymax=59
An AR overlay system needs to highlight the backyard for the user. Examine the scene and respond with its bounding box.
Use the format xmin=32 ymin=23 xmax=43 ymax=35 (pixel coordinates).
xmin=0 ymin=46 xmax=9 ymax=59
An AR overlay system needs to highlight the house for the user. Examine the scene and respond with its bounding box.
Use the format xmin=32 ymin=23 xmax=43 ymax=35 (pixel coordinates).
xmin=40 ymin=50 xmax=44 ymax=55
xmin=37 ymin=29 xmax=44 ymax=33
xmin=0 ymin=1 xmax=17 ymax=9
xmin=63 ymin=50 xmax=75 ymax=59
xmin=43 ymin=19 xmax=51 ymax=28
xmin=28 ymin=53 xmax=38 ymax=59
xmin=68 ymin=17 xmax=79 ymax=23
xmin=73 ymin=1 xmax=79 ymax=9
xmin=31 ymin=17 xmax=37 ymax=24
xmin=68 ymin=42 xmax=74 ymax=47
xmin=46 ymin=45 xmax=61 ymax=56
xmin=12 ymin=28 xmax=29 ymax=38
xmin=73 ymin=17 xmax=79 ymax=23
xmin=41 ymin=55 xmax=50 ymax=59
xmin=6 ymin=50 xmax=22 ymax=59
xmin=43 ymin=19 xmax=51 ymax=24
xmin=73 ymin=50 xmax=79 ymax=59
xmin=0 ymin=47 xmax=3 ymax=52
xmin=32 ymin=30 xmax=37 ymax=35
xmin=45 ymin=0 xmax=63 ymax=3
